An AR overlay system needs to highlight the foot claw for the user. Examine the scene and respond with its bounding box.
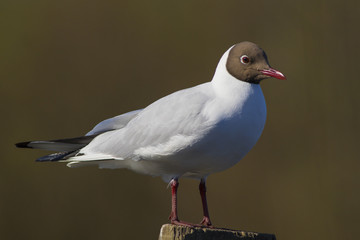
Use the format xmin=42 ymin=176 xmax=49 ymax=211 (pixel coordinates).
xmin=200 ymin=217 xmax=213 ymax=227
xmin=171 ymin=219 xmax=202 ymax=228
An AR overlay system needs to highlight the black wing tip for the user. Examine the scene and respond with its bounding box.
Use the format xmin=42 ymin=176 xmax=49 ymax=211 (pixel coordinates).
xmin=35 ymin=157 xmax=53 ymax=162
xmin=15 ymin=141 xmax=32 ymax=148
xmin=35 ymin=151 xmax=76 ymax=162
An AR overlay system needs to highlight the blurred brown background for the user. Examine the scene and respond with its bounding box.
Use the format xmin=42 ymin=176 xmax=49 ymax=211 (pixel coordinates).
xmin=1 ymin=0 xmax=359 ymax=239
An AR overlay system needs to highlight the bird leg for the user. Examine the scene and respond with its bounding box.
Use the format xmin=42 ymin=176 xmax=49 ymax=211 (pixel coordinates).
xmin=169 ymin=178 xmax=180 ymax=223
xmin=199 ymin=178 xmax=213 ymax=227
xmin=169 ymin=178 xmax=202 ymax=227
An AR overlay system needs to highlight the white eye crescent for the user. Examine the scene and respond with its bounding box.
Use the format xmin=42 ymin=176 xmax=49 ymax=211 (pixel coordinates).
xmin=240 ymin=55 xmax=250 ymax=64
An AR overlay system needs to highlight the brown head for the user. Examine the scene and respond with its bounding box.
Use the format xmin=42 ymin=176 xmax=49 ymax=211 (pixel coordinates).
xmin=226 ymin=41 xmax=286 ymax=84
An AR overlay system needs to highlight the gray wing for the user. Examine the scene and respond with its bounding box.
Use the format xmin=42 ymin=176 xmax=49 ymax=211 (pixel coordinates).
xmin=86 ymin=109 xmax=142 ymax=136
xmin=71 ymin=83 xmax=215 ymax=161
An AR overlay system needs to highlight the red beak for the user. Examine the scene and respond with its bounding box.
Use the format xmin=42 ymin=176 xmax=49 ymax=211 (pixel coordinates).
xmin=260 ymin=68 xmax=286 ymax=80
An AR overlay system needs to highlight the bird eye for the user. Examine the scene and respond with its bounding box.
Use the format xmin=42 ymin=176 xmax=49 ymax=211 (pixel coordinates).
xmin=240 ymin=55 xmax=250 ymax=64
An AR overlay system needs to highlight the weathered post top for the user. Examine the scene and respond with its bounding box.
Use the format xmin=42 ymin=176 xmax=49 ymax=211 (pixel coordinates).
xmin=159 ymin=224 xmax=276 ymax=240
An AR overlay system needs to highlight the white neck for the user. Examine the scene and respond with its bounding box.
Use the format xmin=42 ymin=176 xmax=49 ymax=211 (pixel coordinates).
xmin=211 ymin=46 xmax=260 ymax=99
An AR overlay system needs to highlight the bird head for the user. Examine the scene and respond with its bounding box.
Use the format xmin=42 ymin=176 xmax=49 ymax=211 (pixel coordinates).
xmin=226 ymin=41 xmax=286 ymax=84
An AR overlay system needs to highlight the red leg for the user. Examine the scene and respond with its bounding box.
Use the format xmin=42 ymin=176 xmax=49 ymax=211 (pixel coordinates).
xmin=169 ymin=178 xmax=202 ymax=227
xmin=199 ymin=178 xmax=213 ymax=227
xmin=169 ymin=178 xmax=179 ymax=223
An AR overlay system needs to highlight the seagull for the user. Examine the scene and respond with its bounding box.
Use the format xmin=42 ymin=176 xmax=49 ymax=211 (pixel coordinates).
xmin=16 ymin=41 xmax=286 ymax=227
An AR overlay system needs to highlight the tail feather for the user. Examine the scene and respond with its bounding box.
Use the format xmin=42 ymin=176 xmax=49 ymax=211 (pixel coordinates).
xmin=15 ymin=135 xmax=97 ymax=152
xmin=16 ymin=135 xmax=99 ymax=162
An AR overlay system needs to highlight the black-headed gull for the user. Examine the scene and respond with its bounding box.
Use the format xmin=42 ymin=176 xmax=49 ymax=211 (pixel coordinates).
xmin=16 ymin=41 xmax=286 ymax=227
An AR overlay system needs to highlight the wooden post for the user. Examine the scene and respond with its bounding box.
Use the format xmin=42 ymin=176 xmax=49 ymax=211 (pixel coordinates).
xmin=159 ymin=224 xmax=276 ymax=240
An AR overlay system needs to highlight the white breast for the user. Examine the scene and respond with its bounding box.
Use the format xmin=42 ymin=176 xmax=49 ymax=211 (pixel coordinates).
xmin=193 ymin=80 xmax=267 ymax=174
